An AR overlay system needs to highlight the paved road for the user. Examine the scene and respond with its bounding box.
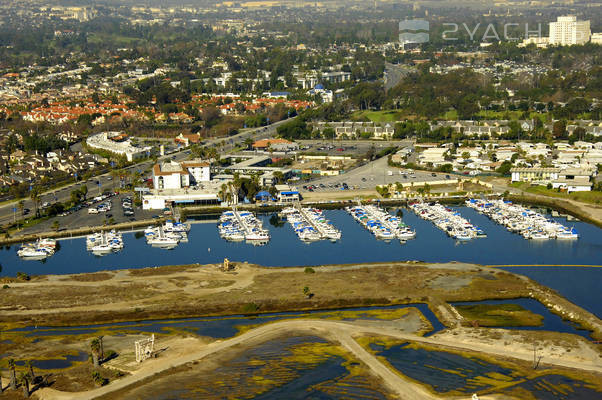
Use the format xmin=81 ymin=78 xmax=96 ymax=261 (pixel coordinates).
xmin=0 ymin=118 xmax=290 ymax=227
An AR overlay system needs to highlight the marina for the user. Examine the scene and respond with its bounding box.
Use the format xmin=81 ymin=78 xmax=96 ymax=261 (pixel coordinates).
xmin=346 ymin=204 xmax=416 ymax=242
xmin=409 ymin=202 xmax=485 ymax=241
xmin=2 ymin=207 xmax=601 ymax=319
xmin=466 ymin=198 xmax=579 ymax=240
xmin=218 ymin=208 xmax=270 ymax=244
xmin=281 ymin=206 xmax=341 ymax=242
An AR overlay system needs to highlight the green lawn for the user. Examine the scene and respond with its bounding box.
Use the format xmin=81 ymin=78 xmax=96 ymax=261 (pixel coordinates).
xmin=441 ymin=110 xmax=458 ymax=120
xmin=455 ymin=304 xmax=544 ymax=327
xmin=351 ymin=110 xmax=402 ymax=123
xmin=511 ymin=182 xmax=602 ymax=205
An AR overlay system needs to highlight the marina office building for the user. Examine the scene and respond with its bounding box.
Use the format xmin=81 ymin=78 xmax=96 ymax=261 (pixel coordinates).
xmin=511 ymin=167 xmax=595 ymax=193
xmin=143 ymin=159 xmax=220 ymax=210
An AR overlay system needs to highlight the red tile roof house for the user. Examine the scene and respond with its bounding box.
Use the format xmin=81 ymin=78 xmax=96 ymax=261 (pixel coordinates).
xmin=174 ymin=133 xmax=202 ymax=146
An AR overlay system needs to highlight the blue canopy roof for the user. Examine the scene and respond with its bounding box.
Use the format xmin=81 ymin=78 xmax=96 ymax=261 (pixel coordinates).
xmin=255 ymin=191 xmax=272 ymax=199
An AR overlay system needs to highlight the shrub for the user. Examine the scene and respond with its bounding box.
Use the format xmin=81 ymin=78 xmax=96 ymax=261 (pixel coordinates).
xmin=241 ymin=302 xmax=259 ymax=313
xmin=16 ymin=272 xmax=30 ymax=281
xmin=304 ymin=267 xmax=315 ymax=274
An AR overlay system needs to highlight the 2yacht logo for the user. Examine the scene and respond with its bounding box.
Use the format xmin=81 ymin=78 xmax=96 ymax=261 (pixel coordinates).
xmin=399 ymin=19 xmax=430 ymax=45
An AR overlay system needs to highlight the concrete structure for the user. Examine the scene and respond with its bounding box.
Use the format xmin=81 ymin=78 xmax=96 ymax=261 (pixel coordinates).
xmin=551 ymin=169 xmax=593 ymax=193
xmin=418 ymin=148 xmax=449 ymax=167
xmin=86 ymin=131 xmax=151 ymax=162
xmin=592 ymin=33 xmax=602 ymax=45
xmin=549 ymin=16 xmax=591 ymax=46
xmin=152 ymin=159 xmax=210 ymax=190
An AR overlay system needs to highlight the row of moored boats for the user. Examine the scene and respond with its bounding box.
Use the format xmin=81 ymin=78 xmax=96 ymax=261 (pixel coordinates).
xmin=86 ymin=230 xmax=124 ymax=255
xmin=144 ymin=220 xmax=190 ymax=249
xmin=281 ymin=207 xmax=341 ymax=242
xmin=409 ymin=202 xmax=486 ymax=241
xmin=465 ymin=199 xmax=579 ymax=240
xmin=219 ymin=210 xmax=270 ymax=244
xmin=17 ymin=238 xmax=58 ymax=260
xmin=346 ymin=204 xmax=416 ymax=242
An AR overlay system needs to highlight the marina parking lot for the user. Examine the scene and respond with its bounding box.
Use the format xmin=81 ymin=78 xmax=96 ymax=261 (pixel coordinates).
xmin=299 ymin=157 xmax=454 ymax=193
xmin=18 ymin=193 xmax=157 ymax=236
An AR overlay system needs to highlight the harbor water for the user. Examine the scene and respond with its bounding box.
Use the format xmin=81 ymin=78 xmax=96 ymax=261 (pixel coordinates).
xmin=1 ymin=207 xmax=601 ymax=315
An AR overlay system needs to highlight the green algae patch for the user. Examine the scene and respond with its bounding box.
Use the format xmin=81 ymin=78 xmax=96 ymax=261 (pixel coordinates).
xmin=358 ymin=335 xmax=602 ymax=398
xmin=454 ymin=303 xmax=544 ymax=327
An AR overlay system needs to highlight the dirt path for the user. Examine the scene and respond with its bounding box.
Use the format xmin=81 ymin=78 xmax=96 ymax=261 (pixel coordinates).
xmin=34 ymin=319 xmax=602 ymax=400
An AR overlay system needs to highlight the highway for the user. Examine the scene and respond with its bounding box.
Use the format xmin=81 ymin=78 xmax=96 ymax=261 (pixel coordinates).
xmin=0 ymin=117 xmax=290 ymax=226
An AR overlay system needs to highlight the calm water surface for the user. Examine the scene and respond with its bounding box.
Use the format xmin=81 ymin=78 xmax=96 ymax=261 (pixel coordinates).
xmin=2 ymin=208 xmax=601 ymax=275
xmin=1 ymin=207 xmax=600 ymax=316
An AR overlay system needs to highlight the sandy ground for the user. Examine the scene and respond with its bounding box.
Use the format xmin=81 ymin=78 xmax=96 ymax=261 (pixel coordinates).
xmin=33 ymin=319 xmax=602 ymax=400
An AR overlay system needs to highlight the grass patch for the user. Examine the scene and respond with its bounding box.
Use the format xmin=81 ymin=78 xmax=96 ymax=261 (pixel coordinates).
xmin=128 ymin=264 xmax=200 ymax=276
xmin=62 ymin=272 xmax=114 ymax=282
xmin=510 ymin=182 xmax=602 ymax=205
xmin=454 ymin=304 xmax=544 ymax=327
xmin=351 ymin=110 xmax=401 ymax=123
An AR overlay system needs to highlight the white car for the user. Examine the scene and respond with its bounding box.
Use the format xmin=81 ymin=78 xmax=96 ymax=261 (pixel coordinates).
xmin=88 ymin=208 xmax=99 ymax=214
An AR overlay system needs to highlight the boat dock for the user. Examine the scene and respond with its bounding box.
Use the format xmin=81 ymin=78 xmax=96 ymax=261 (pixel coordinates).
xmin=409 ymin=202 xmax=485 ymax=241
xmin=466 ymin=199 xmax=578 ymax=240
xmin=281 ymin=206 xmax=341 ymax=242
xmin=218 ymin=208 xmax=270 ymax=243
xmin=346 ymin=204 xmax=415 ymax=241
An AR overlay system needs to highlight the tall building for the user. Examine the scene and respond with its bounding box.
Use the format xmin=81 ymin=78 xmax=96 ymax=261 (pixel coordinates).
xmin=549 ymin=16 xmax=591 ymax=46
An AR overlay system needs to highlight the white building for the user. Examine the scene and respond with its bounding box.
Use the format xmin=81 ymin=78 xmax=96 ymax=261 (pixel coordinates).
xmin=143 ymin=159 xmax=218 ymax=210
xmin=418 ymin=148 xmax=449 ymax=166
xmin=152 ymin=159 xmax=211 ymax=190
xmin=549 ymin=16 xmax=591 ymax=46
xmin=275 ymin=185 xmax=300 ymax=203
xmin=592 ymin=33 xmax=602 ymax=45
xmin=86 ymin=132 xmax=151 ymax=162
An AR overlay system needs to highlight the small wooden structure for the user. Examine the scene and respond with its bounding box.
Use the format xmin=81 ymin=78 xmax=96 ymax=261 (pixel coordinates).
xmin=135 ymin=334 xmax=155 ymax=363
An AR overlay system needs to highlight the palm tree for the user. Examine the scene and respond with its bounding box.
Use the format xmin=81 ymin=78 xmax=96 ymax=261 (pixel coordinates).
xmin=273 ymin=171 xmax=284 ymax=185
xmin=219 ymin=183 xmax=227 ymax=203
xmin=8 ymin=358 xmax=17 ymax=390
xmin=30 ymin=186 xmax=41 ymax=217
xmin=18 ymin=200 xmax=25 ymax=217
xmin=110 ymin=170 xmax=121 ymax=189
xmin=91 ymin=338 xmax=101 ymax=368
xmin=18 ymin=373 xmax=29 ymax=398
xmin=80 ymin=184 xmax=88 ymax=201
xmin=24 ymin=360 xmax=35 ymax=382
